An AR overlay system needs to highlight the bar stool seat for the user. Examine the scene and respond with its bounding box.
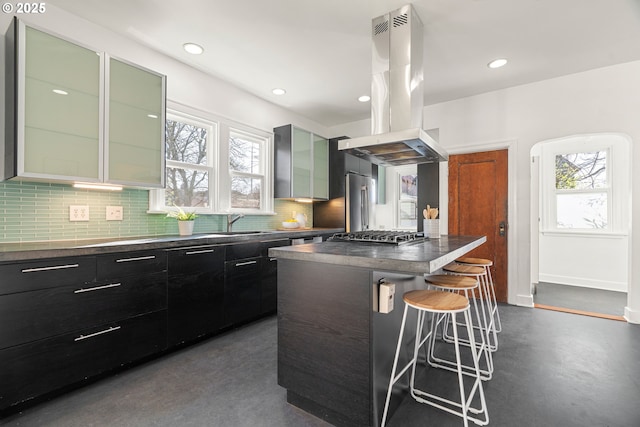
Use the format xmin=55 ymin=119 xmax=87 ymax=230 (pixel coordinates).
xmin=456 ymin=257 xmax=502 ymax=333
xmin=424 ymin=275 xmax=493 ymax=380
xmin=444 ymin=263 xmax=498 ymax=352
xmin=381 ymin=289 xmax=489 ymax=427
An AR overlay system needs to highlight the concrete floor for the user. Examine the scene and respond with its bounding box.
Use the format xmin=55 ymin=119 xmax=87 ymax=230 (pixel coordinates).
xmin=2 ymin=304 xmax=639 ymax=427
xmin=534 ymin=282 xmax=627 ymax=316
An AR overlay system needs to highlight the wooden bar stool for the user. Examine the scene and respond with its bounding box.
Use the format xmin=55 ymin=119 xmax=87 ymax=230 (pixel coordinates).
xmin=443 ymin=263 xmax=498 ymax=352
xmin=424 ymin=275 xmax=493 ymax=381
xmin=381 ymin=290 xmax=489 ymax=427
xmin=456 ymin=257 xmax=502 ymax=333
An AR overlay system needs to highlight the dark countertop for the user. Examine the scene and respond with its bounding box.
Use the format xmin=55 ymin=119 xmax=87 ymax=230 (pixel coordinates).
xmin=269 ymin=235 xmax=486 ymax=274
xmin=0 ymin=228 xmax=344 ymax=262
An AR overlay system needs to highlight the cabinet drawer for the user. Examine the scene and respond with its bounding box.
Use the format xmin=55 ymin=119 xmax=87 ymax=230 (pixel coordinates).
xmin=97 ymin=250 xmax=166 ymax=280
xmin=260 ymin=238 xmax=290 ymax=256
xmin=167 ymin=245 xmax=225 ymax=275
xmin=0 ymin=256 xmax=96 ymax=295
xmin=0 ymin=310 xmax=166 ymax=411
xmin=0 ymin=271 xmax=167 ymax=349
xmin=225 ymin=242 xmax=261 ymax=261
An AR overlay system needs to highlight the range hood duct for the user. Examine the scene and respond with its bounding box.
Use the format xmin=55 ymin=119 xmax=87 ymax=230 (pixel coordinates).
xmin=339 ymin=4 xmax=448 ymax=166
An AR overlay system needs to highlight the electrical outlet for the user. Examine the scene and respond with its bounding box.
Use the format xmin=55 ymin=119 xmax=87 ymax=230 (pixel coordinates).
xmin=106 ymin=206 xmax=124 ymax=221
xmin=69 ymin=205 xmax=90 ymax=222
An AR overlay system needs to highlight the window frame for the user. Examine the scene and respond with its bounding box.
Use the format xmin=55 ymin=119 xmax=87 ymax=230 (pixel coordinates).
xmin=149 ymin=101 xmax=274 ymax=215
xmin=219 ymin=124 xmax=274 ymax=214
xmin=540 ymin=134 xmax=625 ymax=235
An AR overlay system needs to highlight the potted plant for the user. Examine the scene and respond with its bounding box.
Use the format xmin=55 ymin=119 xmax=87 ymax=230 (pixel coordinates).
xmin=167 ymin=206 xmax=198 ymax=236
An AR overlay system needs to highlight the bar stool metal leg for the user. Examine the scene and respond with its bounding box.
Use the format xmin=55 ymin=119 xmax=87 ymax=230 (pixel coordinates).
xmin=381 ymin=290 xmax=489 ymax=427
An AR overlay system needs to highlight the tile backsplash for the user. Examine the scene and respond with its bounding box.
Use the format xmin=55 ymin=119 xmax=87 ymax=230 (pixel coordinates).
xmin=0 ymin=180 xmax=314 ymax=243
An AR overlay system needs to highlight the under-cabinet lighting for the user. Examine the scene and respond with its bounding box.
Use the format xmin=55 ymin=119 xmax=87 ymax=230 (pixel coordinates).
xmin=487 ymin=58 xmax=507 ymax=69
xmin=294 ymin=198 xmax=314 ymax=203
xmin=73 ymin=183 xmax=123 ymax=191
xmin=183 ymin=42 xmax=204 ymax=55
xmin=52 ymin=89 xmax=68 ymax=95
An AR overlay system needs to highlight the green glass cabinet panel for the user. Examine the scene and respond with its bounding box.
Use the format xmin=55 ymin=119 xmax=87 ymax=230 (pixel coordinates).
xmin=22 ymin=25 xmax=101 ymax=179
xmin=291 ymin=127 xmax=311 ymax=198
xmin=312 ymin=135 xmax=329 ymax=199
xmin=108 ymin=58 xmax=165 ymax=187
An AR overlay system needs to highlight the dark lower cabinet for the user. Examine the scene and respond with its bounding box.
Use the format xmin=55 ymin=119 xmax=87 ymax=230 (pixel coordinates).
xmin=224 ymin=257 xmax=261 ymax=326
xmin=167 ymin=245 xmax=225 ymax=347
xmin=260 ymin=239 xmax=289 ymax=314
xmin=260 ymin=256 xmax=278 ymax=314
xmin=0 ymin=271 xmax=166 ymax=349
xmin=0 ymin=235 xmax=294 ymax=413
xmin=0 ymin=310 xmax=166 ymax=410
xmin=0 ymin=250 xmax=168 ymax=413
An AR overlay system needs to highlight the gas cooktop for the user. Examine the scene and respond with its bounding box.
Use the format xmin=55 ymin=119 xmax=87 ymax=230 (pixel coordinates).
xmin=328 ymin=230 xmax=425 ymax=245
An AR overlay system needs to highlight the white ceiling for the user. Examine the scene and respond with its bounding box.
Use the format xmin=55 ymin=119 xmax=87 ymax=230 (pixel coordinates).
xmin=49 ymin=0 xmax=640 ymax=128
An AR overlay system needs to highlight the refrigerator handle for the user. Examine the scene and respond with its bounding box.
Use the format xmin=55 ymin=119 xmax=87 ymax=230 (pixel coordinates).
xmin=362 ymin=185 xmax=369 ymax=230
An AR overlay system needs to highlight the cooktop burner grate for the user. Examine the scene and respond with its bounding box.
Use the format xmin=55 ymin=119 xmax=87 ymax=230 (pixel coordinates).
xmin=328 ymin=230 xmax=425 ymax=245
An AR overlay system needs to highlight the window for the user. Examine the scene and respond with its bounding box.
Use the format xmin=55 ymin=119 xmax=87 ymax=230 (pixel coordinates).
xmin=149 ymin=103 xmax=274 ymax=215
xmin=555 ymin=151 xmax=608 ymax=229
xmin=228 ymin=128 xmax=267 ymax=211
xmin=164 ymin=113 xmax=216 ymax=211
xmin=398 ymin=172 xmax=418 ymax=228
xmin=540 ymin=133 xmax=630 ymax=234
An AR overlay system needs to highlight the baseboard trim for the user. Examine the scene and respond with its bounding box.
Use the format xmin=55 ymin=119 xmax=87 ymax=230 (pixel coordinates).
xmin=534 ymin=303 xmax=626 ymax=322
xmin=624 ymin=306 xmax=640 ymax=324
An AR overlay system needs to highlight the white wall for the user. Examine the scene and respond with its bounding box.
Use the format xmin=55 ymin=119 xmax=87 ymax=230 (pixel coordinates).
xmin=330 ymin=61 xmax=640 ymax=323
xmin=535 ymin=133 xmax=631 ymax=293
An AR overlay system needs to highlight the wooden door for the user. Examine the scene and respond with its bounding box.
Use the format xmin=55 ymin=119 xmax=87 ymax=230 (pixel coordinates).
xmin=449 ymin=150 xmax=508 ymax=302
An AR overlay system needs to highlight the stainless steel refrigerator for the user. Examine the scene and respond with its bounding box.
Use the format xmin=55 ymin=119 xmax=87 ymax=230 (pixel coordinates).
xmin=346 ymin=173 xmax=375 ymax=232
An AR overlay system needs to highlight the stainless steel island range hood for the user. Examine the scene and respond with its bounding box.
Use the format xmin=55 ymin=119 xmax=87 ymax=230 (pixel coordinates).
xmin=339 ymin=4 xmax=448 ymax=166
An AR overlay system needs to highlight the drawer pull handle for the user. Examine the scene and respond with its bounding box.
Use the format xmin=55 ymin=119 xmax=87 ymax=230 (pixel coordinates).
xmin=116 ymin=255 xmax=156 ymax=263
xmin=185 ymin=249 xmax=215 ymax=255
xmin=22 ymin=263 xmax=79 ymax=273
xmin=269 ymin=258 xmax=277 ymax=262
xmin=74 ymin=326 xmax=121 ymax=342
xmin=235 ymin=260 xmax=257 ymax=267
xmin=74 ymin=283 xmax=122 ymax=294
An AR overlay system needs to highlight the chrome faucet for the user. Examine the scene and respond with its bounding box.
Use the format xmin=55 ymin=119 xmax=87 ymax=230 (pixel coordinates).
xmin=227 ymin=213 xmax=245 ymax=232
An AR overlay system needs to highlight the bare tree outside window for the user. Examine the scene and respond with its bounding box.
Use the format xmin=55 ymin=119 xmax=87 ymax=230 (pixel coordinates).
xmin=229 ymin=131 xmax=263 ymax=209
xmin=555 ymin=151 xmax=607 ymax=229
xmin=165 ymin=119 xmax=211 ymax=208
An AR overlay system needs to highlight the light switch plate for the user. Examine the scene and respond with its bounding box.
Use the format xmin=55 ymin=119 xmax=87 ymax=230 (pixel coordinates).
xmin=69 ymin=205 xmax=89 ymax=221
xmin=106 ymin=206 xmax=123 ymax=221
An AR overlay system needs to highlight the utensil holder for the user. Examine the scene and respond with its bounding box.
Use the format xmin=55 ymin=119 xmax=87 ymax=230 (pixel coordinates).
xmin=424 ymin=219 xmax=440 ymax=239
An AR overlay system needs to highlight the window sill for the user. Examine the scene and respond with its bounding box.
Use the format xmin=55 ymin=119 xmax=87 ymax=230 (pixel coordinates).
xmin=540 ymin=229 xmax=628 ymax=239
xmin=146 ymin=210 xmax=277 ymax=216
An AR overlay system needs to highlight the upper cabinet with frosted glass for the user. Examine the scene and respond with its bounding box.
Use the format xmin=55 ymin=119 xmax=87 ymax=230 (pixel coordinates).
xmin=274 ymin=125 xmax=329 ymax=200
xmin=3 ymin=19 xmax=166 ymax=188
xmin=107 ymin=57 xmax=165 ymax=186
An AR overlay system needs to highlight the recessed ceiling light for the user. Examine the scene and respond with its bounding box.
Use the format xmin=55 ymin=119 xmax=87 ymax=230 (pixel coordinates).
xmin=183 ymin=43 xmax=204 ymax=55
xmin=272 ymin=88 xmax=286 ymax=95
xmin=488 ymin=58 xmax=507 ymax=69
xmin=52 ymin=89 xmax=68 ymax=95
xmin=358 ymin=95 xmax=371 ymax=102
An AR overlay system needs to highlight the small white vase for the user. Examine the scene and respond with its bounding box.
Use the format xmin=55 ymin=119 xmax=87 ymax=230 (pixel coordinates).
xmin=178 ymin=220 xmax=195 ymax=236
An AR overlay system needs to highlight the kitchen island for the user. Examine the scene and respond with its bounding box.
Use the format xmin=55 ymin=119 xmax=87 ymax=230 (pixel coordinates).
xmin=269 ymin=235 xmax=486 ymax=427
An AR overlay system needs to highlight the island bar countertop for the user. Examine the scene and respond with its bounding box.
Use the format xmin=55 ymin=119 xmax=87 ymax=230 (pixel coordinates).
xmin=268 ymin=234 xmax=486 ymax=274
